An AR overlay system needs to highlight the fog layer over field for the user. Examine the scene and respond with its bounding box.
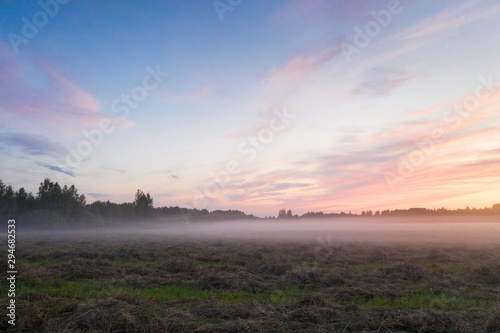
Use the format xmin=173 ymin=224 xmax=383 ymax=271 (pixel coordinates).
xmin=25 ymin=217 xmax=500 ymax=245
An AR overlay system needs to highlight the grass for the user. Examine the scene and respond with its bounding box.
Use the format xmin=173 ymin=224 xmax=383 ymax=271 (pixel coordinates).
xmin=350 ymin=262 xmax=386 ymax=272
xmin=15 ymin=278 xmax=303 ymax=305
xmin=424 ymin=262 xmax=468 ymax=272
xmin=13 ymin=278 xmax=494 ymax=310
xmin=193 ymin=259 xmax=233 ymax=268
xmin=18 ymin=258 xmax=72 ymax=266
xmin=352 ymin=292 xmax=494 ymax=310
xmin=3 ymin=236 xmax=500 ymax=332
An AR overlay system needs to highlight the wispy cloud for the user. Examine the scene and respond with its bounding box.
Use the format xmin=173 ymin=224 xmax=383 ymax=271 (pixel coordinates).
xmin=0 ymin=42 xmax=133 ymax=136
xmin=386 ymin=0 xmax=498 ymax=44
xmin=0 ymin=132 xmax=65 ymax=157
xmin=351 ymin=65 xmax=425 ymax=96
xmin=216 ymin=83 xmax=500 ymax=214
xmin=36 ymin=162 xmax=76 ymax=177
xmin=264 ymin=44 xmax=342 ymax=95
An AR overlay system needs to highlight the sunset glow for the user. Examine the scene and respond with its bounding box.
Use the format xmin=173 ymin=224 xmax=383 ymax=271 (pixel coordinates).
xmin=1 ymin=0 xmax=500 ymax=216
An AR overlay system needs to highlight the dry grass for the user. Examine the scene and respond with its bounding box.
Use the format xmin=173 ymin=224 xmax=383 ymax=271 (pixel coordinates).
xmin=1 ymin=235 xmax=499 ymax=332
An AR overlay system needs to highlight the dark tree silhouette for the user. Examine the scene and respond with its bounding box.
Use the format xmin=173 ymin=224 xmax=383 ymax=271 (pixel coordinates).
xmin=1 ymin=177 xmax=500 ymax=224
xmin=61 ymin=184 xmax=86 ymax=217
xmin=37 ymin=178 xmax=86 ymax=217
xmin=37 ymin=178 xmax=63 ymax=211
xmin=134 ymin=189 xmax=153 ymax=216
xmin=15 ymin=187 xmax=35 ymax=214
xmin=0 ymin=180 xmax=16 ymax=216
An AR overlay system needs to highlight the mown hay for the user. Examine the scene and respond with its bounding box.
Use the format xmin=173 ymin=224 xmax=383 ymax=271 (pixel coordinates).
xmin=66 ymin=297 xmax=166 ymax=333
xmin=383 ymin=263 xmax=425 ymax=281
xmin=469 ymin=265 xmax=500 ymax=285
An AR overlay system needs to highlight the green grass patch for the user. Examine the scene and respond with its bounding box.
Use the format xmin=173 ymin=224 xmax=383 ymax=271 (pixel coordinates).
xmin=17 ymin=279 xmax=302 ymax=305
xmin=352 ymin=291 xmax=494 ymax=310
xmin=424 ymin=262 xmax=467 ymax=272
xmin=17 ymin=258 xmax=43 ymax=266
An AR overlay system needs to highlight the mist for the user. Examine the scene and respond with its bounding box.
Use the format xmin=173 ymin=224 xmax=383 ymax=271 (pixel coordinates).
xmin=22 ymin=216 xmax=500 ymax=245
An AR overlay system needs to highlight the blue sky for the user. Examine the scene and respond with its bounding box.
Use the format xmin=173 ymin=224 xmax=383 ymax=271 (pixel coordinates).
xmin=1 ymin=0 xmax=500 ymax=216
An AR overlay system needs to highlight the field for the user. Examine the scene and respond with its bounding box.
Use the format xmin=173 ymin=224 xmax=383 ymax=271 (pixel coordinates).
xmin=2 ymin=224 xmax=500 ymax=333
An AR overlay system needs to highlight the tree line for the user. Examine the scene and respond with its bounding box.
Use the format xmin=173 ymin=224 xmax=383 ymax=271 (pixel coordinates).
xmin=280 ymin=205 xmax=500 ymax=219
xmin=1 ymin=178 xmax=498 ymax=226
xmin=0 ymin=178 xmax=254 ymax=226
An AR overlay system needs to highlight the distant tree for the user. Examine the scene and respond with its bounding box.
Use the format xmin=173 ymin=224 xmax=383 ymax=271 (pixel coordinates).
xmin=61 ymin=184 xmax=86 ymax=217
xmin=134 ymin=189 xmax=153 ymax=216
xmin=278 ymin=209 xmax=286 ymax=218
xmin=492 ymin=203 xmax=500 ymax=212
xmin=208 ymin=209 xmax=249 ymax=219
xmin=15 ymin=187 xmax=35 ymax=214
xmin=37 ymin=178 xmax=86 ymax=219
xmin=88 ymin=200 xmax=137 ymax=219
xmin=286 ymin=209 xmax=293 ymax=218
xmin=0 ymin=180 xmax=17 ymax=216
xmin=302 ymin=211 xmax=326 ymax=218
xmin=120 ymin=202 xmax=137 ymax=217
xmin=37 ymin=178 xmax=63 ymax=211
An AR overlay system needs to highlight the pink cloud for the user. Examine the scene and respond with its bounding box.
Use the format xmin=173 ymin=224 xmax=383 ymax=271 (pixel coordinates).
xmin=44 ymin=65 xmax=101 ymax=113
xmin=0 ymin=42 xmax=133 ymax=136
xmin=225 ymin=45 xmax=343 ymax=140
xmin=267 ymin=46 xmax=341 ymax=85
xmin=302 ymin=151 xmax=499 ymax=213
xmin=224 ymin=91 xmax=500 ymax=214
xmin=213 ymin=102 xmax=499 ymax=215
xmin=261 ymin=44 xmax=343 ymax=103
xmin=386 ymin=0 xmax=499 ymax=44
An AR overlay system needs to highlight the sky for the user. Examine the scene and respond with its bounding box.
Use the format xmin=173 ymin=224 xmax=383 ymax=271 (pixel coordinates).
xmin=1 ymin=0 xmax=500 ymax=217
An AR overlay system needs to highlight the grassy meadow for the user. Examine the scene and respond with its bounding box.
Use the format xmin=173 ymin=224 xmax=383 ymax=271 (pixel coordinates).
xmin=2 ymin=232 xmax=500 ymax=333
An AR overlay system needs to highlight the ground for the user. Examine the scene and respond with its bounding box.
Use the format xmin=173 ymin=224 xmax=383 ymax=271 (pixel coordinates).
xmin=2 ymin=233 xmax=500 ymax=332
